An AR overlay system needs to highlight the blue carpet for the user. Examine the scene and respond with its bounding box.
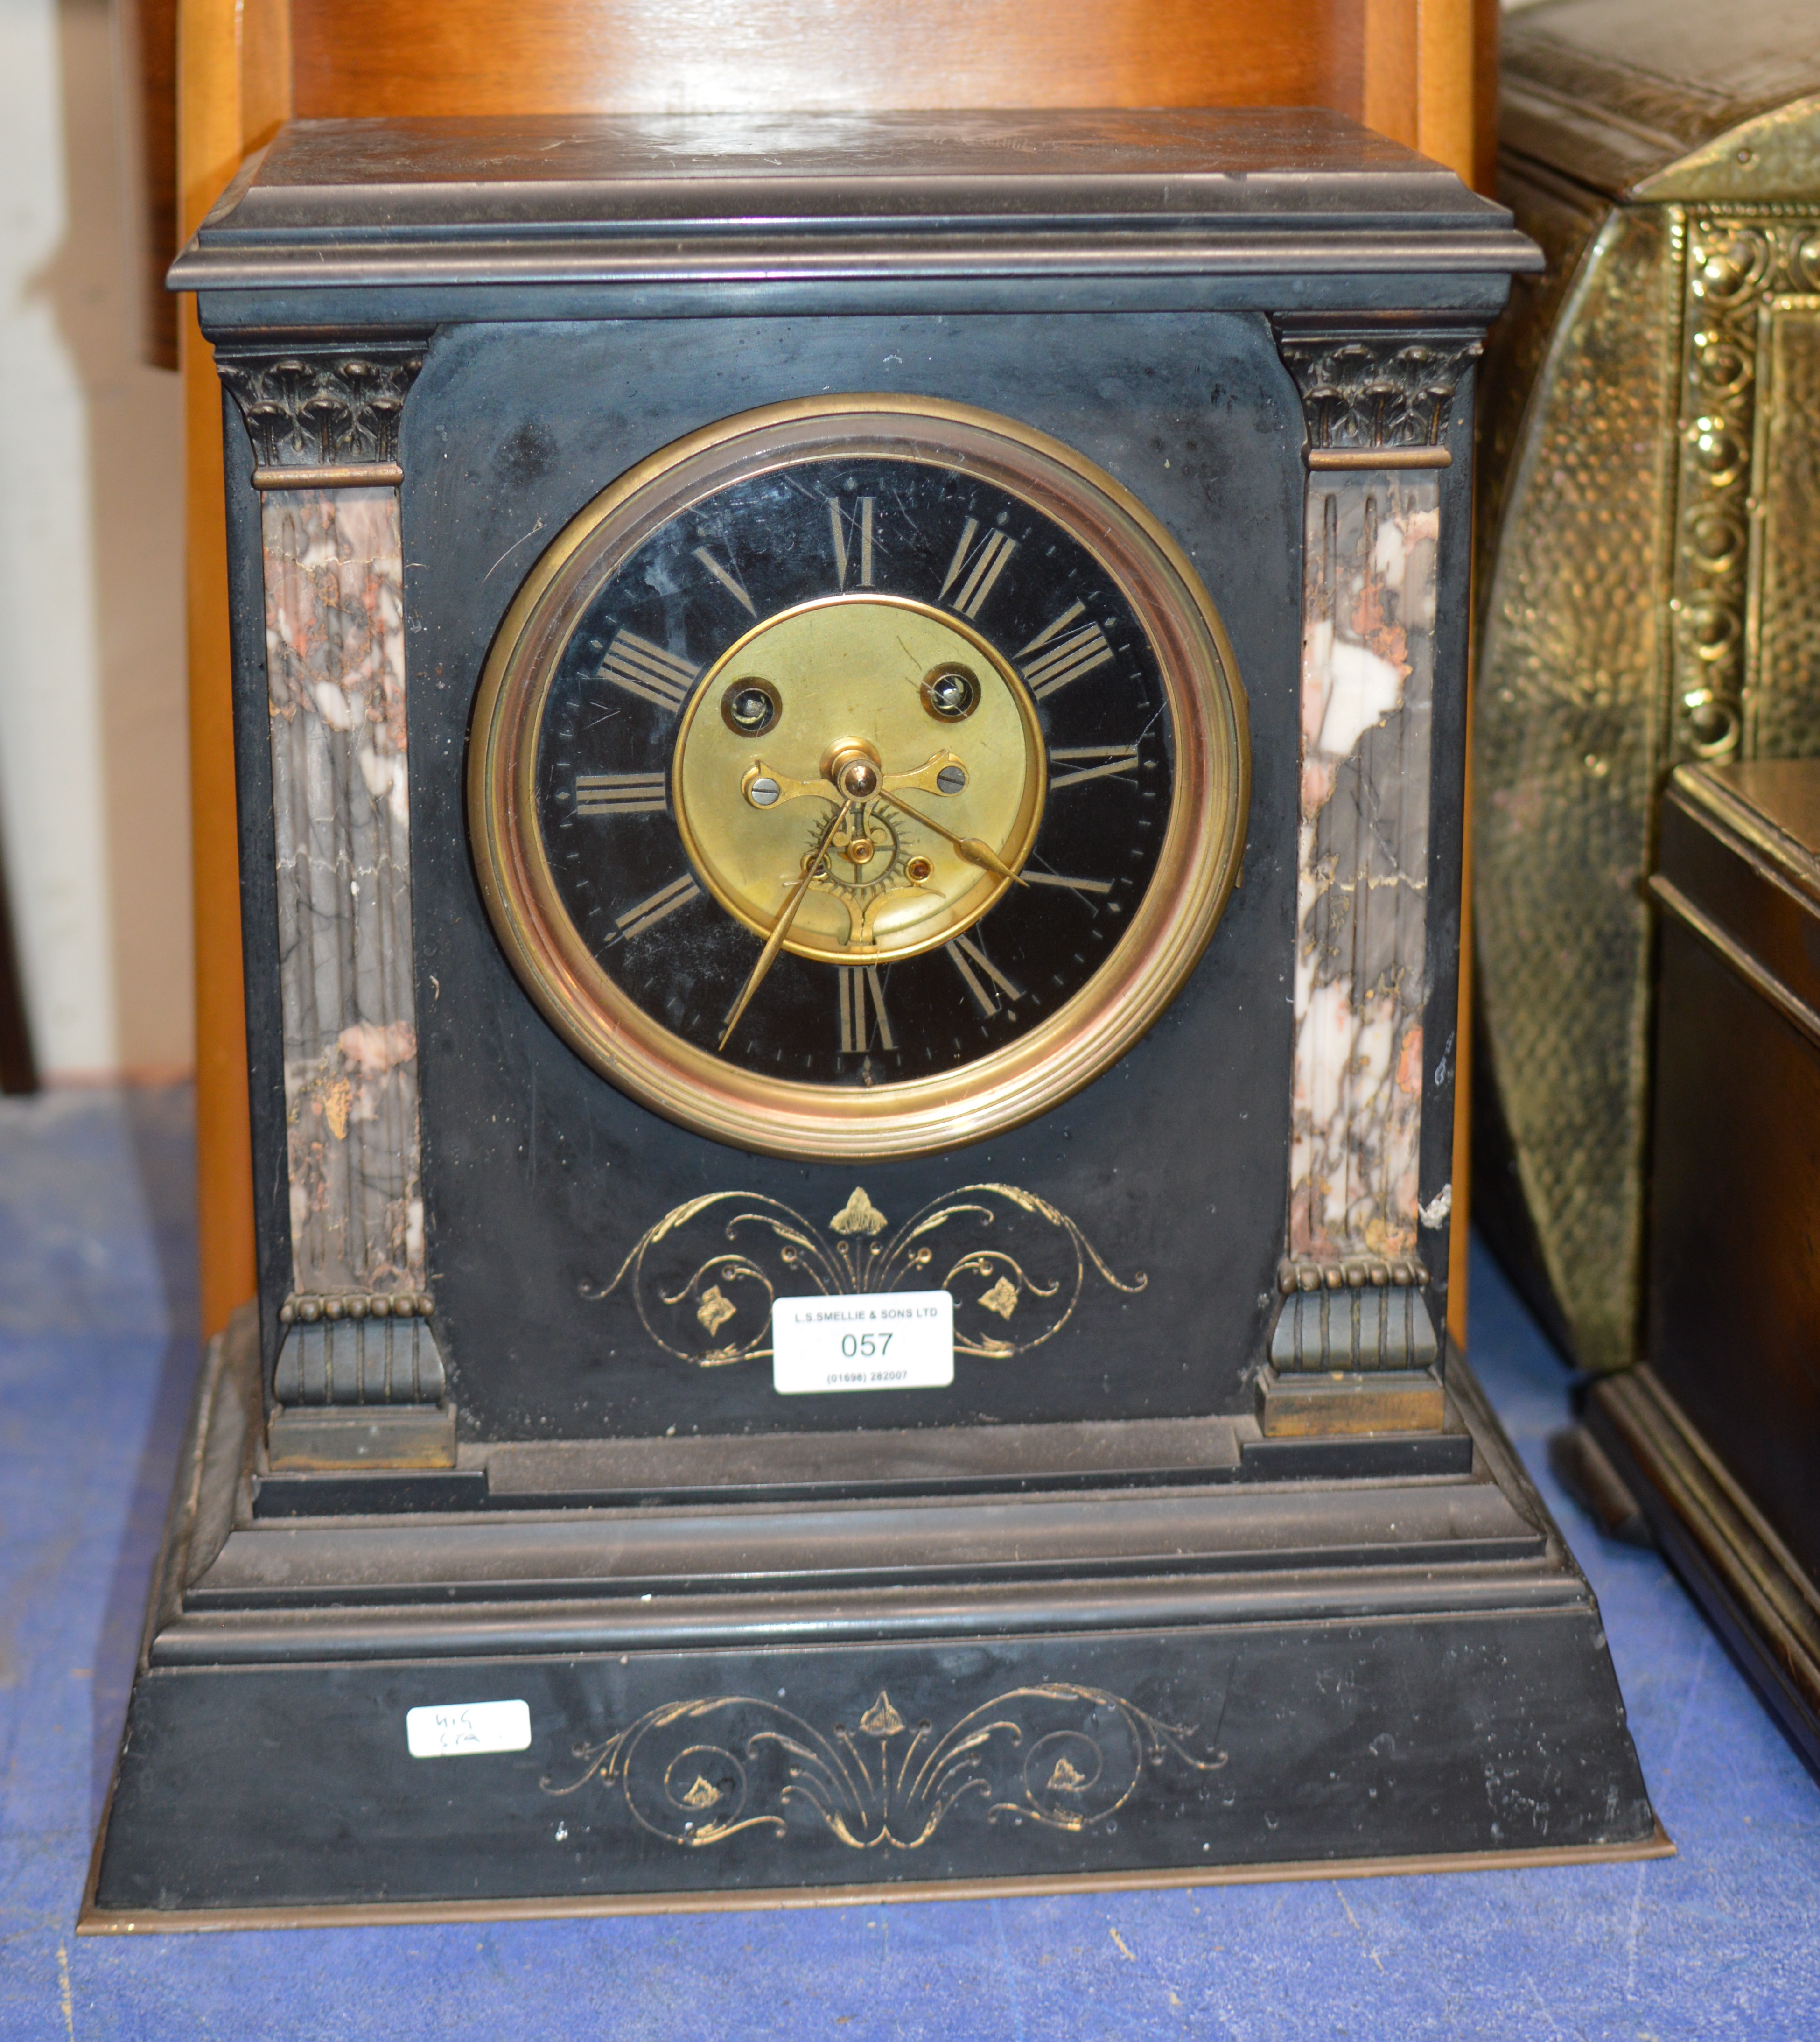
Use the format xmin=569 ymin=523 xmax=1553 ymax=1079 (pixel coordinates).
xmin=0 ymin=1087 xmax=1815 ymax=2039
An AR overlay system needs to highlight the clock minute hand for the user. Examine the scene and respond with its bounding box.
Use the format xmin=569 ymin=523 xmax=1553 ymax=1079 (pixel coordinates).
xmin=872 ymin=789 xmax=1028 ymax=888
xmin=717 ymin=797 xmax=852 ymax=1052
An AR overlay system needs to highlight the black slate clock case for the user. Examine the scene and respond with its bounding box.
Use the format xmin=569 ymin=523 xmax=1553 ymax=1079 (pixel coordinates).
xmin=84 ymin=112 xmax=1664 ymax=1924
xmin=410 ymin=309 xmax=1291 ymax=1440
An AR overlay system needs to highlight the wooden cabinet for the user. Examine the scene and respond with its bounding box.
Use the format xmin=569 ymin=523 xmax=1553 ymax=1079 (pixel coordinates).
xmin=1586 ymin=763 xmax=1820 ymax=1774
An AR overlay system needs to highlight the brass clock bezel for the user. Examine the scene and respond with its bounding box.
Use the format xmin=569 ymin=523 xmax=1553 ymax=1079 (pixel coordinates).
xmin=468 ymin=394 xmax=1250 ymax=1161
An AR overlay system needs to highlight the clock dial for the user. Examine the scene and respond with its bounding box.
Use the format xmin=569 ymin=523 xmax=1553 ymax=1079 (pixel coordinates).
xmin=534 ymin=463 xmax=1169 ymax=1084
xmin=470 ymin=397 xmax=1247 ymax=1158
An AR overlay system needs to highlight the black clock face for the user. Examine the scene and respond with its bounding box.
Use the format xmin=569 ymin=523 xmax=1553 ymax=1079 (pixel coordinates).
xmin=472 ymin=397 xmax=1246 ymax=1160
xmin=528 ymin=453 xmax=1175 ymax=1086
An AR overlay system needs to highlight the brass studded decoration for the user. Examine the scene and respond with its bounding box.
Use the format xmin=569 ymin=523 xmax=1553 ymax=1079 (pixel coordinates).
xmin=1674 ymin=219 xmax=1820 ymax=764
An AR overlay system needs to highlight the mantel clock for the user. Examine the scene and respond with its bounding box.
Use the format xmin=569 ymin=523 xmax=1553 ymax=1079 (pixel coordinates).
xmin=86 ymin=111 xmax=1660 ymax=1923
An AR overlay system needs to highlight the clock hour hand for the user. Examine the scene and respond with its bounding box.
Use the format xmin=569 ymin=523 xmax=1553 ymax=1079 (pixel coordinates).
xmin=717 ymin=797 xmax=852 ymax=1051
xmin=872 ymin=788 xmax=1029 ymax=888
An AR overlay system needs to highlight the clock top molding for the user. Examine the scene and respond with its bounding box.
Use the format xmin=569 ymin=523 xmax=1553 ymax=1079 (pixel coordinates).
xmin=173 ymin=108 xmax=1537 ymax=328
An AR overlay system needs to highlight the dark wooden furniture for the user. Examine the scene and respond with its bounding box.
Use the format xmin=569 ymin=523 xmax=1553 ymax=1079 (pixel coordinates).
xmin=1584 ymin=762 xmax=1820 ymax=1777
xmin=0 ymin=823 xmax=36 ymax=1095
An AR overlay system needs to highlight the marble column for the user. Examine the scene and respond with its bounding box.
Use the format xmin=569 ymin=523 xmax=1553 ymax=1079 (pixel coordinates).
xmin=1291 ymin=474 xmax=1435 ymax=1270
xmin=219 ymin=346 xmax=443 ymax=1410
xmin=1267 ymin=330 xmax=1478 ymax=1379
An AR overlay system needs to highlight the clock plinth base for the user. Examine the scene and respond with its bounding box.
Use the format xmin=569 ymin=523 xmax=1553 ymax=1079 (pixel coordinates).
xmin=1254 ymin=1365 xmax=1448 ymax=1437
xmin=266 ymin=1404 xmax=458 ymax=1470
xmin=86 ymin=1333 xmax=1659 ymax=1924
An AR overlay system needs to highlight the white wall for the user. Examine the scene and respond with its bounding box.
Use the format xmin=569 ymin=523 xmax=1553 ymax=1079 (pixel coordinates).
xmin=0 ymin=0 xmax=191 ymax=1080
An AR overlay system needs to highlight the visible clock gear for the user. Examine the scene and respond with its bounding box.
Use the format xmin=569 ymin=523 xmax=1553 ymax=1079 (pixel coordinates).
xmin=808 ymin=803 xmax=916 ymax=945
xmin=817 ymin=803 xmax=906 ymax=891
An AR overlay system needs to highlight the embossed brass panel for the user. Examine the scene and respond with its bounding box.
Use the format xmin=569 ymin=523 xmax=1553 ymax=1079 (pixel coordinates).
xmin=1755 ymin=301 xmax=1820 ymax=759
xmin=1475 ymin=0 xmax=1820 ymax=1371
xmin=1475 ymin=204 xmax=1681 ymax=1374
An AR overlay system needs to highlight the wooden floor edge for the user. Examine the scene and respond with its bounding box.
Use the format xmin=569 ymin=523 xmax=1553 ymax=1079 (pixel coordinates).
xmin=76 ymin=1823 xmax=1674 ymax=1935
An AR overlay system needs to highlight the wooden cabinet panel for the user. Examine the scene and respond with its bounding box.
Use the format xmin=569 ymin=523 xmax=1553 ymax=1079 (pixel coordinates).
xmin=291 ymin=0 xmax=1362 ymax=119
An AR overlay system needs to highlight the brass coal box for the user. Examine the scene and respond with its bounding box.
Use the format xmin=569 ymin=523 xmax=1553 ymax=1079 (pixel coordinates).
xmin=1474 ymin=0 xmax=1820 ymax=1372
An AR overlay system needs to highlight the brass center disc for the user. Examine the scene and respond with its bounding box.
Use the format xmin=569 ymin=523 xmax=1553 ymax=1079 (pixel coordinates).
xmin=672 ymin=595 xmax=1047 ymax=963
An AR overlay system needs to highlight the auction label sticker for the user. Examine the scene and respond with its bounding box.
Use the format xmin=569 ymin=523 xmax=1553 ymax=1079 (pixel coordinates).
xmin=406 ymin=1699 xmax=532 ymax=1759
xmin=772 ymin=1290 xmax=953 ymax=1395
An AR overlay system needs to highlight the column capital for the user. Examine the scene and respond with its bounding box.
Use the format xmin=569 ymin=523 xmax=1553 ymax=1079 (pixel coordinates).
xmin=216 ymin=340 xmax=430 ymax=484
xmin=1272 ymin=320 xmax=1482 ymax=457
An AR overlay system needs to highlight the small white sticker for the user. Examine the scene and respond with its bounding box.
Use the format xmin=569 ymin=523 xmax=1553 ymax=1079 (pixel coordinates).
xmin=772 ymin=1290 xmax=954 ymax=1395
xmin=406 ymin=1699 xmax=532 ymax=1759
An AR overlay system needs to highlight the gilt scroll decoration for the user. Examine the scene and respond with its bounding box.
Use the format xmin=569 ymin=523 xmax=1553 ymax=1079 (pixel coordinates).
xmin=590 ymin=1182 xmax=1145 ymax=1367
xmin=544 ymin=1681 xmax=1228 ymax=1852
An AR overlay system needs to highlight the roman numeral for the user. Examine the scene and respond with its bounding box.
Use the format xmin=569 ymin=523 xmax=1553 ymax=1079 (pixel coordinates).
xmin=1018 ymin=602 xmax=1115 ymax=699
xmin=597 ymin=630 xmax=700 ymax=713
xmin=1022 ymin=872 xmax=1114 ymax=896
xmin=614 ymin=873 xmax=701 ymax=940
xmin=938 ymin=518 xmax=1017 ymax=619
xmin=837 ymin=965 xmax=895 ymax=1053
xmin=1047 ymin=744 xmax=1140 ymax=790
xmin=829 ymin=495 xmax=875 ymax=588
xmin=692 ymin=545 xmax=757 ymax=616
xmin=945 ymin=933 xmax=1023 ymax=1018
xmin=573 ymin=772 xmax=668 ymax=816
